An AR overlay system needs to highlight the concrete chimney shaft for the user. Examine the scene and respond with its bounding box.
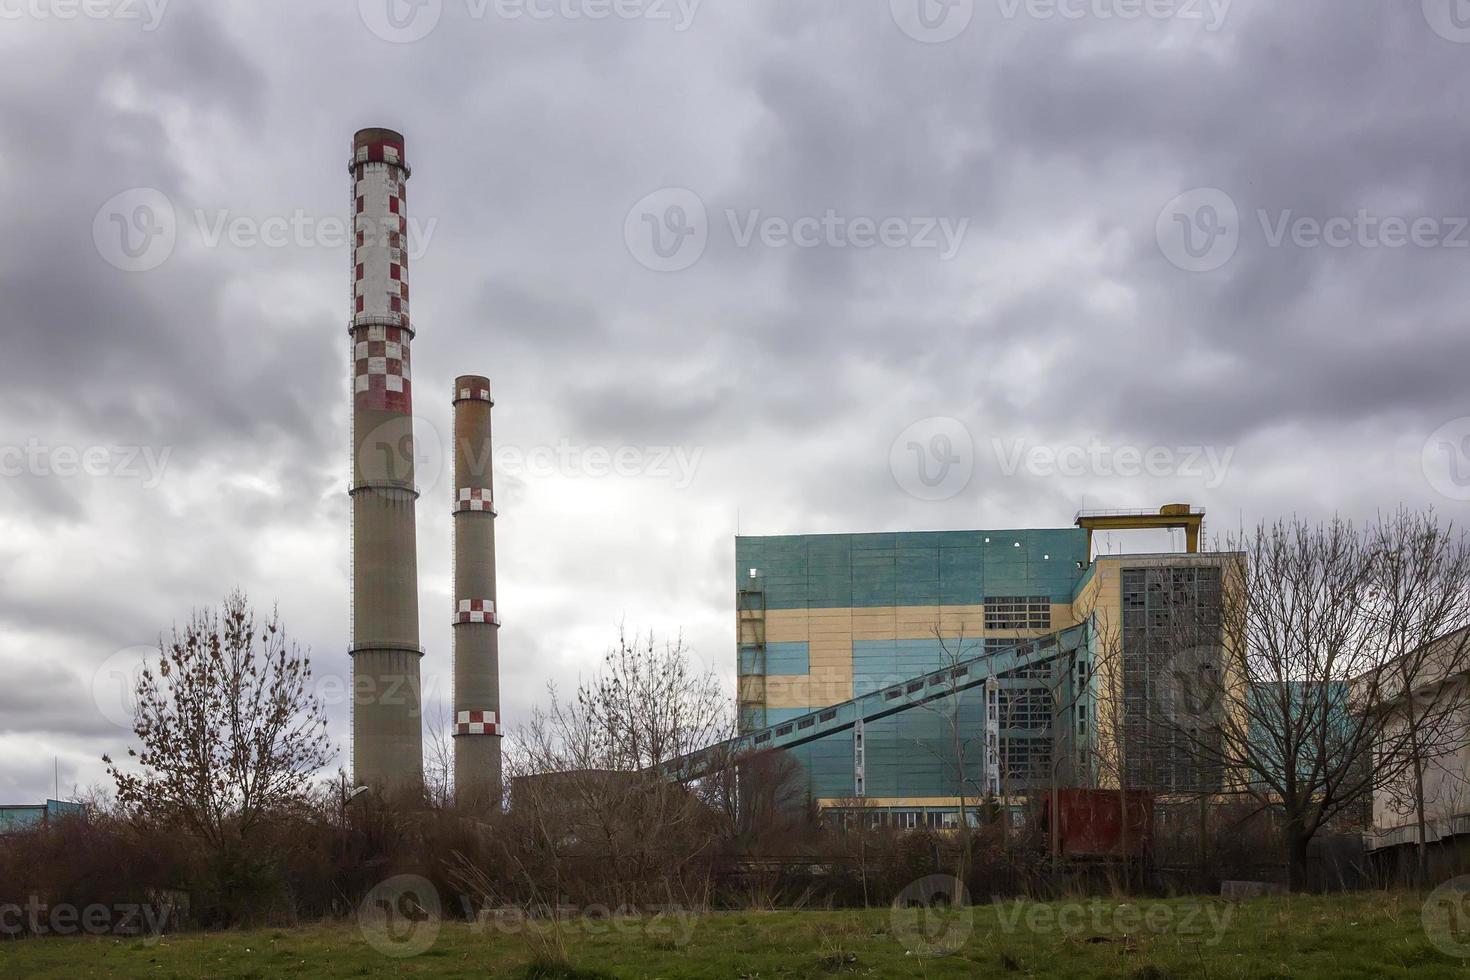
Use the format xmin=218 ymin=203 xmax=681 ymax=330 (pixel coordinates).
xmin=348 ymin=127 xmax=424 ymax=793
xmin=452 ymin=375 xmax=502 ymax=807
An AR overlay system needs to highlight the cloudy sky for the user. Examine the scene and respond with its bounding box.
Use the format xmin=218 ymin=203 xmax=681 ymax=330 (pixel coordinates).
xmin=2 ymin=0 xmax=1468 ymax=802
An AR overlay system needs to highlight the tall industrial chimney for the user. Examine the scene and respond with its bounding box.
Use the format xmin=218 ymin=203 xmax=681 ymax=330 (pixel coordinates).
xmin=348 ymin=127 xmax=424 ymax=793
xmin=452 ymin=375 xmax=502 ymax=806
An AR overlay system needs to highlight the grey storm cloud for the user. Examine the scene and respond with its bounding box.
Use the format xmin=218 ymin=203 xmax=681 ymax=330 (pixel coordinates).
xmin=0 ymin=0 xmax=1467 ymax=801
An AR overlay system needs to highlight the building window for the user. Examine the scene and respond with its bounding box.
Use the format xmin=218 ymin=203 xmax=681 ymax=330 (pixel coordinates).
xmin=1119 ymin=565 xmax=1225 ymax=793
xmin=985 ymin=596 xmax=1052 ymax=631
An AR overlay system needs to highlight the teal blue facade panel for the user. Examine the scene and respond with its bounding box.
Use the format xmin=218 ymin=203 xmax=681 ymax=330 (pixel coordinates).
xmin=762 ymin=642 xmax=810 ymax=676
xmin=738 ymin=528 xmax=1088 ymax=611
xmin=737 ymin=526 xmax=1090 ymax=803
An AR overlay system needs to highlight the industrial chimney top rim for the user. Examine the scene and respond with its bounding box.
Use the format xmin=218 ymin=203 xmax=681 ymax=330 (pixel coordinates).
xmin=353 ymin=126 xmax=406 ymax=146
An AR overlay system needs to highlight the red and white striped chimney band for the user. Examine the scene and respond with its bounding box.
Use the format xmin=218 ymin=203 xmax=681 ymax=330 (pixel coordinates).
xmin=456 ymin=599 xmax=499 ymax=625
xmin=354 ymin=344 xmax=411 ymax=394
xmin=354 ymin=140 xmax=405 ymax=167
xmin=353 ymin=163 xmax=410 ymax=323
xmin=456 ymin=488 xmax=494 ymax=512
xmin=457 ymin=386 xmax=492 ymax=402
xmin=356 ymin=324 xmax=408 ymax=343
xmin=455 ymin=710 xmax=500 ymax=736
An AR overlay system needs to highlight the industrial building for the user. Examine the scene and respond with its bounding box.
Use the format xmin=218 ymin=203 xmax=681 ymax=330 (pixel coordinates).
xmin=0 ymin=799 xmax=83 ymax=835
xmin=727 ymin=506 xmax=1239 ymax=824
xmin=1367 ymin=626 xmax=1470 ymax=870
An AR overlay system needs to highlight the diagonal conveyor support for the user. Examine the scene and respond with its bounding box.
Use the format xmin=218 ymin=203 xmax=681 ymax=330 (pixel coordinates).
xmin=662 ymin=623 xmax=1089 ymax=782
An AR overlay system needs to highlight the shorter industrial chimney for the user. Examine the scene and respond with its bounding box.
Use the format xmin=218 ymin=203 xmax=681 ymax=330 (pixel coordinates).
xmin=452 ymin=376 xmax=503 ymax=807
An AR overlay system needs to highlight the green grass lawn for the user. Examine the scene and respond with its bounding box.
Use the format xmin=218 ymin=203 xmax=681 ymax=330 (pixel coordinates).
xmin=4 ymin=892 xmax=1468 ymax=978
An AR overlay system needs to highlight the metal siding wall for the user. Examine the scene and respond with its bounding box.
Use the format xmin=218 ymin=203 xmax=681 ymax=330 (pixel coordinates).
xmin=738 ymin=529 xmax=1088 ymax=612
xmin=736 ymin=527 xmax=1092 ymax=803
xmin=761 ymin=641 xmax=810 ymax=675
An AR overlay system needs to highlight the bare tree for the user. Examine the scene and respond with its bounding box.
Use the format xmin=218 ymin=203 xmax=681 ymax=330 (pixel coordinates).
xmin=916 ymin=626 xmax=987 ymax=896
xmin=1147 ymin=513 xmax=1470 ymax=890
xmin=1362 ymin=509 xmax=1470 ymax=884
xmin=424 ymin=701 xmax=457 ymax=809
xmin=829 ymin=794 xmax=885 ymax=907
xmin=506 ymin=626 xmax=734 ymax=907
xmin=104 ymin=592 xmax=331 ymax=892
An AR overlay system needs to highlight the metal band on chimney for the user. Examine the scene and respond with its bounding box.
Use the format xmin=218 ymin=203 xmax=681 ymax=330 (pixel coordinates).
xmin=455 ymin=488 xmax=496 ymax=514
xmin=454 ymin=710 xmax=501 ymax=737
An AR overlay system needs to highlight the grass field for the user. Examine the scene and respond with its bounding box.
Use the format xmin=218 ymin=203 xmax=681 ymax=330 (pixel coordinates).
xmin=3 ymin=891 xmax=1468 ymax=978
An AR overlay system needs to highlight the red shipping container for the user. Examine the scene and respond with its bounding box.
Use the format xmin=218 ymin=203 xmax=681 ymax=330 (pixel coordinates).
xmin=1041 ymin=789 xmax=1154 ymax=859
